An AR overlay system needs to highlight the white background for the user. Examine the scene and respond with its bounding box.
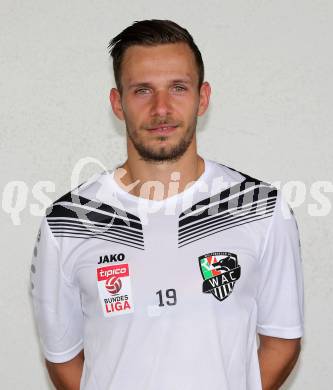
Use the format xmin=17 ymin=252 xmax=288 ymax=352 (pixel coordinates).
xmin=1 ymin=1 xmax=332 ymax=389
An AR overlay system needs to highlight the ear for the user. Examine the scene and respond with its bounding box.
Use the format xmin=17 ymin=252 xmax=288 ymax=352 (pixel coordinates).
xmin=197 ymin=81 xmax=211 ymax=117
xmin=109 ymin=88 xmax=125 ymax=121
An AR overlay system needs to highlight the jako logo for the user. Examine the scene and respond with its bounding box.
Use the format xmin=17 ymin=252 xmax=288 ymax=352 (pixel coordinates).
xmin=98 ymin=253 xmax=125 ymax=264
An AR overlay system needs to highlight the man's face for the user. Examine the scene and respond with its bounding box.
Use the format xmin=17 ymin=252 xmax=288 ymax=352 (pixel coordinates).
xmin=110 ymin=42 xmax=210 ymax=162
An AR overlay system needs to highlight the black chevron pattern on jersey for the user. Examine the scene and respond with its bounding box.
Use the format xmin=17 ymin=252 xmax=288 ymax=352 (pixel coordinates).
xmin=46 ymin=193 xmax=144 ymax=250
xmin=178 ymin=175 xmax=277 ymax=248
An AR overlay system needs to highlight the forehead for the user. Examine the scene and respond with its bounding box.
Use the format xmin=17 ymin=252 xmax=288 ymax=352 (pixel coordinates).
xmin=120 ymin=42 xmax=198 ymax=85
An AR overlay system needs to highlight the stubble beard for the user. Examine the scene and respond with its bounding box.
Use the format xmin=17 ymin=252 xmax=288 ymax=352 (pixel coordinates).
xmin=126 ymin=117 xmax=198 ymax=163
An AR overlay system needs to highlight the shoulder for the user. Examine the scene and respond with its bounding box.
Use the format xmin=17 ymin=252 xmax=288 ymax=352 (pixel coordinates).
xmin=182 ymin=159 xmax=280 ymax=223
xmin=208 ymin=161 xmax=300 ymax=241
xmin=44 ymin=170 xmax=114 ymax=220
xmin=43 ymin=169 xmax=142 ymax=240
xmin=207 ymin=159 xmax=292 ymax=225
xmin=210 ymin=161 xmax=297 ymax=228
xmin=207 ymin=159 xmax=277 ymax=195
xmin=210 ymin=159 xmax=270 ymax=184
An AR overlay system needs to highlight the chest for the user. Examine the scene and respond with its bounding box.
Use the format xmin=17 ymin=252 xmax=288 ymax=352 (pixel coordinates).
xmin=65 ymin=212 xmax=268 ymax=320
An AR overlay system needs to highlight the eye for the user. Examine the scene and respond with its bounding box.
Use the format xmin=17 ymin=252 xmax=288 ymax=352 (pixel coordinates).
xmin=135 ymin=88 xmax=151 ymax=95
xmin=172 ymin=85 xmax=187 ymax=92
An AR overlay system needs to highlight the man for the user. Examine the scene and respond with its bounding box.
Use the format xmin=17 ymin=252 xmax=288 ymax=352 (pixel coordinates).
xmin=30 ymin=19 xmax=304 ymax=390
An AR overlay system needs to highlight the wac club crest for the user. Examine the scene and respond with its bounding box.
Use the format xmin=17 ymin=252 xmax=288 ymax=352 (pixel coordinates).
xmin=198 ymin=252 xmax=241 ymax=302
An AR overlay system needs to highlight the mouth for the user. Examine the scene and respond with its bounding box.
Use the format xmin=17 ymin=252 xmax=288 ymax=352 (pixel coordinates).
xmin=147 ymin=125 xmax=178 ymax=135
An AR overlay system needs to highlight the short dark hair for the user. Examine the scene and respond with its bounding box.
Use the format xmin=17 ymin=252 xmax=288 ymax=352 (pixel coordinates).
xmin=108 ymin=19 xmax=204 ymax=93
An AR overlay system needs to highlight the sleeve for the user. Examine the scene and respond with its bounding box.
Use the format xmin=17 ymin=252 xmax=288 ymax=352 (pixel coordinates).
xmin=30 ymin=216 xmax=84 ymax=362
xmin=256 ymin=190 xmax=304 ymax=339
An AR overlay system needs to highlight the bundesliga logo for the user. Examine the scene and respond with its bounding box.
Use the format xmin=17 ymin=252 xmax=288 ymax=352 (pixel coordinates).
xmin=198 ymin=252 xmax=241 ymax=302
xmin=97 ymin=264 xmax=134 ymax=317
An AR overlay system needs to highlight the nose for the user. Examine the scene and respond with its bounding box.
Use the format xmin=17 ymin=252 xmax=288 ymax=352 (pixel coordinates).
xmin=151 ymin=90 xmax=171 ymax=117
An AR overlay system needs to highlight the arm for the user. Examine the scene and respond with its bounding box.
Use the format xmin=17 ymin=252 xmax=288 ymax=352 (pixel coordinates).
xmin=30 ymin=217 xmax=85 ymax=389
xmin=45 ymin=349 xmax=84 ymax=390
xmin=258 ymin=335 xmax=301 ymax=390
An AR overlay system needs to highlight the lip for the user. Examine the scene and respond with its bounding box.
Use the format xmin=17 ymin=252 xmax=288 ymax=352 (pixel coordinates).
xmin=147 ymin=125 xmax=178 ymax=135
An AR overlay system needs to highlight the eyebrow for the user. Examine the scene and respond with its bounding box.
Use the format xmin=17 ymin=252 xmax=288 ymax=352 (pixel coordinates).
xmin=128 ymin=79 xmax=192 ymax=89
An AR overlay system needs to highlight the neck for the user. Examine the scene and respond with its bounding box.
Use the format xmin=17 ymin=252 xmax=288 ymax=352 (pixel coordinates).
xmin=114 ymin=143 xmax=205 ymax=201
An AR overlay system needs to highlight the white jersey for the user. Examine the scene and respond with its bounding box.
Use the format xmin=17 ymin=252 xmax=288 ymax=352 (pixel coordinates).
xmin=30 ymin=158 xmax=304 ymax=390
